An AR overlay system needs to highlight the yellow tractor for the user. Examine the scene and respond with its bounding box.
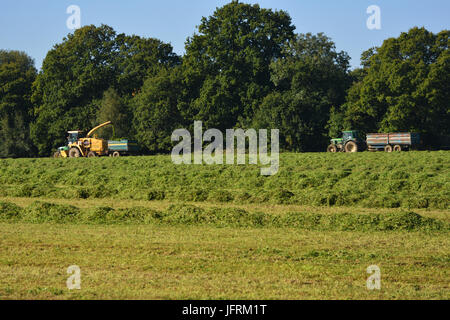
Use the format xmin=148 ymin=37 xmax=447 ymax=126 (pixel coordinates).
xmin=54 ymin=121 xmax=113 ymax=158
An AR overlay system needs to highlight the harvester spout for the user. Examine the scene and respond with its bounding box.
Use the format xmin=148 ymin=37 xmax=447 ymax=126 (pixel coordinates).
xmin=87 ymin=121 xmax=113 ymax=138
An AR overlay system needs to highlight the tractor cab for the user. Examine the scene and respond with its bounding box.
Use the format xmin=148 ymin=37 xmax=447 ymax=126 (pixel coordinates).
xmin=342 ymin=130 xmax=360 ymax=142
xmin=328 ymin=130 xmax=364 ymax=153
xmin=67 ymin=131 xmax=83 ymax=145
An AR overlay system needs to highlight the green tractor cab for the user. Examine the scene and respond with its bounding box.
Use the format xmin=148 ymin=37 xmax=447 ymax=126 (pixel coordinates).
xmin=327 ymin=130 xmax=365 ymax=153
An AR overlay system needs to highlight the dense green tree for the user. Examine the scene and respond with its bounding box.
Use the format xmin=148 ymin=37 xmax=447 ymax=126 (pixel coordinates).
xmin=3 ymin=7 xmax=448 ymax=157
xmin=133 ymin=67 xmax=187 ymax=153
xmin=114 ymin=34 xmax=181 ymax=96
xmin=182 ymin=0 xmax=295 ymax=130
xmin=334 ymin=27 xmax=449 ymax=147
xmin=96 ymin=88 xmax=130 ymax=139
xmin=30 ymin=25 xmax=120 ymax=155
xmin=255 ymin=33 xmax=351 ymax=151
xmin=0 ymin=50 xmax=37 ymax=157
xmin=30 ymin=24 xmax=180 ymax=156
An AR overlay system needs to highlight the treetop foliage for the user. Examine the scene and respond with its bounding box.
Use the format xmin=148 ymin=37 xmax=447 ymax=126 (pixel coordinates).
xmin=333 ymin=27 xmax=449 ymax=147
xmin=0 ymin=50 xmax=37 ymax=157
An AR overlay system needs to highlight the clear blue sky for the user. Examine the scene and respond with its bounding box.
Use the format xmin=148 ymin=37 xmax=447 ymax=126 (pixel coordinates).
xmin=1 ymin=0 xmax=448 ymax=70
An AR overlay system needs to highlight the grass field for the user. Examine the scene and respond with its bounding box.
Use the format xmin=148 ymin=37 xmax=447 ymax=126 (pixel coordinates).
xmin=0 ymin=152 xmax=449 ymax=299
xmin=1 ymin=152 xmax=448 ymax=209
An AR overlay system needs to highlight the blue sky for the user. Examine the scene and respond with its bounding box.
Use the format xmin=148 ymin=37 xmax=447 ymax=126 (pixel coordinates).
xmin=1 ymin=0 xmax=448 ymax=70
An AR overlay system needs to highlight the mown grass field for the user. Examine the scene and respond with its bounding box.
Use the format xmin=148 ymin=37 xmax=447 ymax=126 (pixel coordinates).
xmin=0 ymin=152 xmax=449 ymax=299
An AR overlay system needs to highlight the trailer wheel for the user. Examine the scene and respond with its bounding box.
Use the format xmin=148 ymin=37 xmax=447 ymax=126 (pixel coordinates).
xmin=327 ymin=144 xmax=337 ymax=153
xmin=384 ymin=145 xmax=393 ymax=152
xmin=344 ymin=141 xmax=358 ymax=153
xmin=393 ymin=145 xmax=402 ymax=152
xmin=69 ymin=148 xmax=81 ymax=158
xmin=87 ymin=151 xmax=97 ymax=157
xmin=112 ymin=151 xmax=120 ymax=157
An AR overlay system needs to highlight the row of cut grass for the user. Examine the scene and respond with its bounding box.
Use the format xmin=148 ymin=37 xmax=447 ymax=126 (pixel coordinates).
xmin=0 ymin=152 xmax=448 ymax=209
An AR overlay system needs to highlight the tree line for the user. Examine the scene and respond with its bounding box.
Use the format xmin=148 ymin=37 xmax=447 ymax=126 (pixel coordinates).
xmin=1 ymin=1 xmax=449 ymax=157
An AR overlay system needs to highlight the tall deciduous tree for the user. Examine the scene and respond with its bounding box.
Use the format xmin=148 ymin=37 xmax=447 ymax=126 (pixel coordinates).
xmin=30 ymin=24 xmax=180 ymax=155
xmin=96 ymin=88 xmax=130 ymax=139
xmin=182 ymin=0 xmax=295 ymax=130
xmin=255 ymin=33 xmax=351 ymax=151
xmin=114 ymin=34 xmax=181 ymax=96
xmin=0 ymin=50 xmax=37 ymax=157
xmin=133 ymin=66 xmax=186 ymax=153
xmin=333 ymin=27 xmax=449 ymax=147
xmin=31 ymin=25 xmax=120 ymax=155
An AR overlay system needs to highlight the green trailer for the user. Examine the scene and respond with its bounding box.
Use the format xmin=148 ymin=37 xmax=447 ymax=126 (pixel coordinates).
xmin=107 ymin=140 xmax=140 ymax=157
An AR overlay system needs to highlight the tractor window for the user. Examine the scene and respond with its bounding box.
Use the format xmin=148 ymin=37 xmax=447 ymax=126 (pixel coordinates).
xmin=68 ymin=133 xmax=79 ymax=144
xmin=343 ymin=132 xmax=353 ymax=140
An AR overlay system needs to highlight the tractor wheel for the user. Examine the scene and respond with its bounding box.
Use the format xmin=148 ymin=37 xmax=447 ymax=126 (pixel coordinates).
xmin=53 ymin=151 xmax=61 ymax=158
xmin=384 ymin=145 xmax=393 ymax=152
xmin=327 ymin=144 xmax=338 ymax=153
xmin=87 ymin=151 xmax=97 ymax=158
xmin=69 ymin=148 xmax=81 ymax=158
xmin=393 ymin=145 xmax=402 ymax=152
xmin=112 ymin=151 xmax=120 ymax=157
xmin=344 ymin=141 xmax=358 ymax=153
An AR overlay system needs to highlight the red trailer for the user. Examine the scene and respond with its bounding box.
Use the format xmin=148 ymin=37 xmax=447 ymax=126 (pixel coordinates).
xmin=366 ymin=133 xmax=420 ymax=152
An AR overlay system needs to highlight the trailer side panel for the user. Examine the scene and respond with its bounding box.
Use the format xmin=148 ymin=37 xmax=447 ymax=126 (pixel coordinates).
xmin=366 ymin=133 xmax=389 ymax=147
xmin=108 ymin=140 xmax=139 ymax=154
xmin=366 ymin=132 xmax=420 ymax=149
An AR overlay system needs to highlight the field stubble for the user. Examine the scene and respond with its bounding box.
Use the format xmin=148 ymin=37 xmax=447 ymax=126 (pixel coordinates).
xmin=0 ymin=152 xmax=448 ymax=299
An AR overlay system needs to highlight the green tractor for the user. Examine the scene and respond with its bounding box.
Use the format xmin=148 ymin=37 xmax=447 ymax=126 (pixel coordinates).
xmin=327 ymin=130 xmax=365 ymax=153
